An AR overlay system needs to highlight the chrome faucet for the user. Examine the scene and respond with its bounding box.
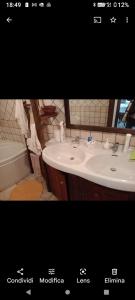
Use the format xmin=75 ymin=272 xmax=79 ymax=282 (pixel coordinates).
xmin=112 ymin=142 xmax=119 ymax=153
xmin=72 ymin=136 xmax=80 ymax=144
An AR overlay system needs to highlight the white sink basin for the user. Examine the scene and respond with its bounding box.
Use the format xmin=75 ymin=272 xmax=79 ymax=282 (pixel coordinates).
xmin=85 ymin=153 xmax=135 ymax=181
xmin=43 ymin=143 xmax=85 ymax=165
xmin=42 ymin=139 xmax=135 ymax=192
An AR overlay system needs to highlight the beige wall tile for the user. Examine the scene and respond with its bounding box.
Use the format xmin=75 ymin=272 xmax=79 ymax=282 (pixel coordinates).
xmin=95 ymin=112 xmax=100 ymax=117
xmin=95 ymin=107 xmax=101 ymax=112
xmin=95 ymin=118 xmax=100 ymax=123
xmin=47 ymin=125 xmax=53 ymax=134
xmin=21 ymin=136 xmax=26 ymax=144
xmin=91 ymin=131 xmax=103 ymax=141
xmin=80 ymin=130 xmax=90 ymax=139
xmin=48 ymin=133 xmax=54 ymax=140
xmin=130 ymin=136 xmax=135 ymax=147
xmin=90 ymin=112 xmax=95 ymax=117
xmin=101 ymin=118 xmax=106 ymax=124
xmin=116 ymin=134 xmax=126 ymax=145
xmin=65 ymin=129 xmax=71 ymax=137
xmin=71 ymin=129 xmax=81 ymax=138
xmin=102 ymin=133 xmax=116 ymax=143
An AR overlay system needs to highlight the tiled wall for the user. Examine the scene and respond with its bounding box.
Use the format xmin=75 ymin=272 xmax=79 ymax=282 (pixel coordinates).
xmin=0 ymin=99 xmax=65 ymax=144
xmin=0 ymin=100 xmax=135 ymax=147
xmin=69 ymin=99 xmax=109 ymax=126
xmin=0 ymin=100 xmax=25 ymax=143
xmin=42 ymin=100 xmax=135 ymax=147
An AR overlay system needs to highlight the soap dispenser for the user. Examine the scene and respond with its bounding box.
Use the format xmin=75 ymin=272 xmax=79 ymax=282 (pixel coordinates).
xmin=103 ymin=139 xmax=110 ymax=149
xmin=87 ymin=135 xmax=95 ymax=145
xmin=59 ymin=121 xmax=64 ymax=143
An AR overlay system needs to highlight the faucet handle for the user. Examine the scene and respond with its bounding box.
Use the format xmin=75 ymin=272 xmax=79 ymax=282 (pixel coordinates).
xmin=112 ymin=142 xmax=119 ymax=147
xmin=112 ymin=142 xmax=119 ymax=153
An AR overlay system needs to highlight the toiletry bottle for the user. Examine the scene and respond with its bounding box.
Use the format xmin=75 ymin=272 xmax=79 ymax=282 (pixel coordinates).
xmin=87 ymin=136 xmax=95 ymax=145
xmin=59 ymin=121 xmax=64 ymax=143
xmin=123 ymin=133 xmax=132 ymax=152
xmin=88 ymin=136 xmax=92 ymax=143
xmin=103 ymin=139 xmax=110 ymax=149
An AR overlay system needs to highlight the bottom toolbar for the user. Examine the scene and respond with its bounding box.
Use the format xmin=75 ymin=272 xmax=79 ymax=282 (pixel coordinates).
xmin=0 ymin=266 xmax=134 ymax=297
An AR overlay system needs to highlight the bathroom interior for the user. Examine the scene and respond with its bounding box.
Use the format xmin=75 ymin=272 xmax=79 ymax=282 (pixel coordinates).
xmin=0 ymin=99 xmax=135 ymax=201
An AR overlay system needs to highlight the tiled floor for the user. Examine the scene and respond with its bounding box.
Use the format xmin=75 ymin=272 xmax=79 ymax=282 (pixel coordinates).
xmin=0 ymin=174 xmax=58 ymax=201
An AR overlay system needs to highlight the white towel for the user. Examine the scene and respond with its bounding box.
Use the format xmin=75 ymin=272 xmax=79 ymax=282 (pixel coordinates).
xmin=15 ymin=100 xmax=28 ymax=137
xmin=30 ymin=153 xmax=42 ymax=176
xmin=27 ymin=123 xmax=42 ymax=155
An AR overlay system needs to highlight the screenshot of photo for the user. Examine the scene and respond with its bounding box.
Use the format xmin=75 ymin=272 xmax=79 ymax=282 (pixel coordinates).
xmin=0 ymin=0 xmax=134 ymax=297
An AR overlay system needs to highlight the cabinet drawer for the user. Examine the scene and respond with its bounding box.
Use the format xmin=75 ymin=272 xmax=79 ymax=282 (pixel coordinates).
xmin=67 ymin=174 xmax=132 ymax=201
xmin=45 ymin=165 xmax=135 ymax=201
xmin=46 ymin=164 xmax=68 ymax=201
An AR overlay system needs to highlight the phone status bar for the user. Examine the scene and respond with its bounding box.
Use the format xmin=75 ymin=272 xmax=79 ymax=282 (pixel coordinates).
xmin=92 ymin=2 xmax=131 ymax=8
xmin=1 ymin=2 xmax=134 ymax=9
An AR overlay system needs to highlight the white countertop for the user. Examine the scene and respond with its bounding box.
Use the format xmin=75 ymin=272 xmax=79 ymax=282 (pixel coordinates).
xmin=42 ymin=138 xmax=135 ymax=192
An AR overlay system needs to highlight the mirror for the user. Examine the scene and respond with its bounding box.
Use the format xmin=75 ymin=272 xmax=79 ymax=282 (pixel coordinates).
xmin=64 ymin=99 xmax=135 ymax=134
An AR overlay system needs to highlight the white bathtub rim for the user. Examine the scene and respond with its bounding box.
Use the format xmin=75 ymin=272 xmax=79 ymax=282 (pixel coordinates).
xmin=0 ymin=151 xmax=27 ymax=167
xmin=0 ymin=141 xmax=27 ymax=166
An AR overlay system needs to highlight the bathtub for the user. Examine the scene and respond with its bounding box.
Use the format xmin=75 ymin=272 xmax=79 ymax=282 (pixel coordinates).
xmin=0 ymin=141 xmax=31 ymax=191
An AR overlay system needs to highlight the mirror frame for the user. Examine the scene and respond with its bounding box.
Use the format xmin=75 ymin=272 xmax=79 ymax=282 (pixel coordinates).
xmin=64 ymin=99 xmax=135 ymax=135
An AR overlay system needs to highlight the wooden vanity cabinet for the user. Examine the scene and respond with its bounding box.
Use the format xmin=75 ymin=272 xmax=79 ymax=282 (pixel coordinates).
xmin=45 ymin=163 xmax=68 ymax=201
xmin=67 ymin=174 xmax=135 ymax=201
xmin=45 ymin=163 xmax=135 ymax=201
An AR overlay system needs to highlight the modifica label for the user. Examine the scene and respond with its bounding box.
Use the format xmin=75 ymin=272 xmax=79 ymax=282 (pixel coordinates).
xmin=39 ymin=277 xmax=64 ymax=284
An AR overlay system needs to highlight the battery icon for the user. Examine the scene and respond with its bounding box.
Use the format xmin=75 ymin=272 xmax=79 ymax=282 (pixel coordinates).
xmin=25 ymin=2 xmax=29 ymax=7
xmin=97 ymin=2 xmax=106 ymax=7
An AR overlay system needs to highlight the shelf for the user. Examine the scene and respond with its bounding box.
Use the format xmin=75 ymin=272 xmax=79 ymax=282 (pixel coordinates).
xmin=40 ymin=112 xmax=58 ymax=118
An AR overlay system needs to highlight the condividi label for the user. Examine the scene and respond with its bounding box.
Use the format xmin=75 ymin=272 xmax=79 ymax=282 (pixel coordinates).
xmin=7 ymin=277 xmax=33 ymax=284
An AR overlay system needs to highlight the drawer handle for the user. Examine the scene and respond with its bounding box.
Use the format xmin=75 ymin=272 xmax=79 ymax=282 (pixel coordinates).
xmin=60 ymin=181 xmax=64 ymax=185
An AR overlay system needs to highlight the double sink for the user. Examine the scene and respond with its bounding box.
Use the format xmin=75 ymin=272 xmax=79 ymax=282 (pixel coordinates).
xmin=42 ymin=139 xmax=135 ymax=192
